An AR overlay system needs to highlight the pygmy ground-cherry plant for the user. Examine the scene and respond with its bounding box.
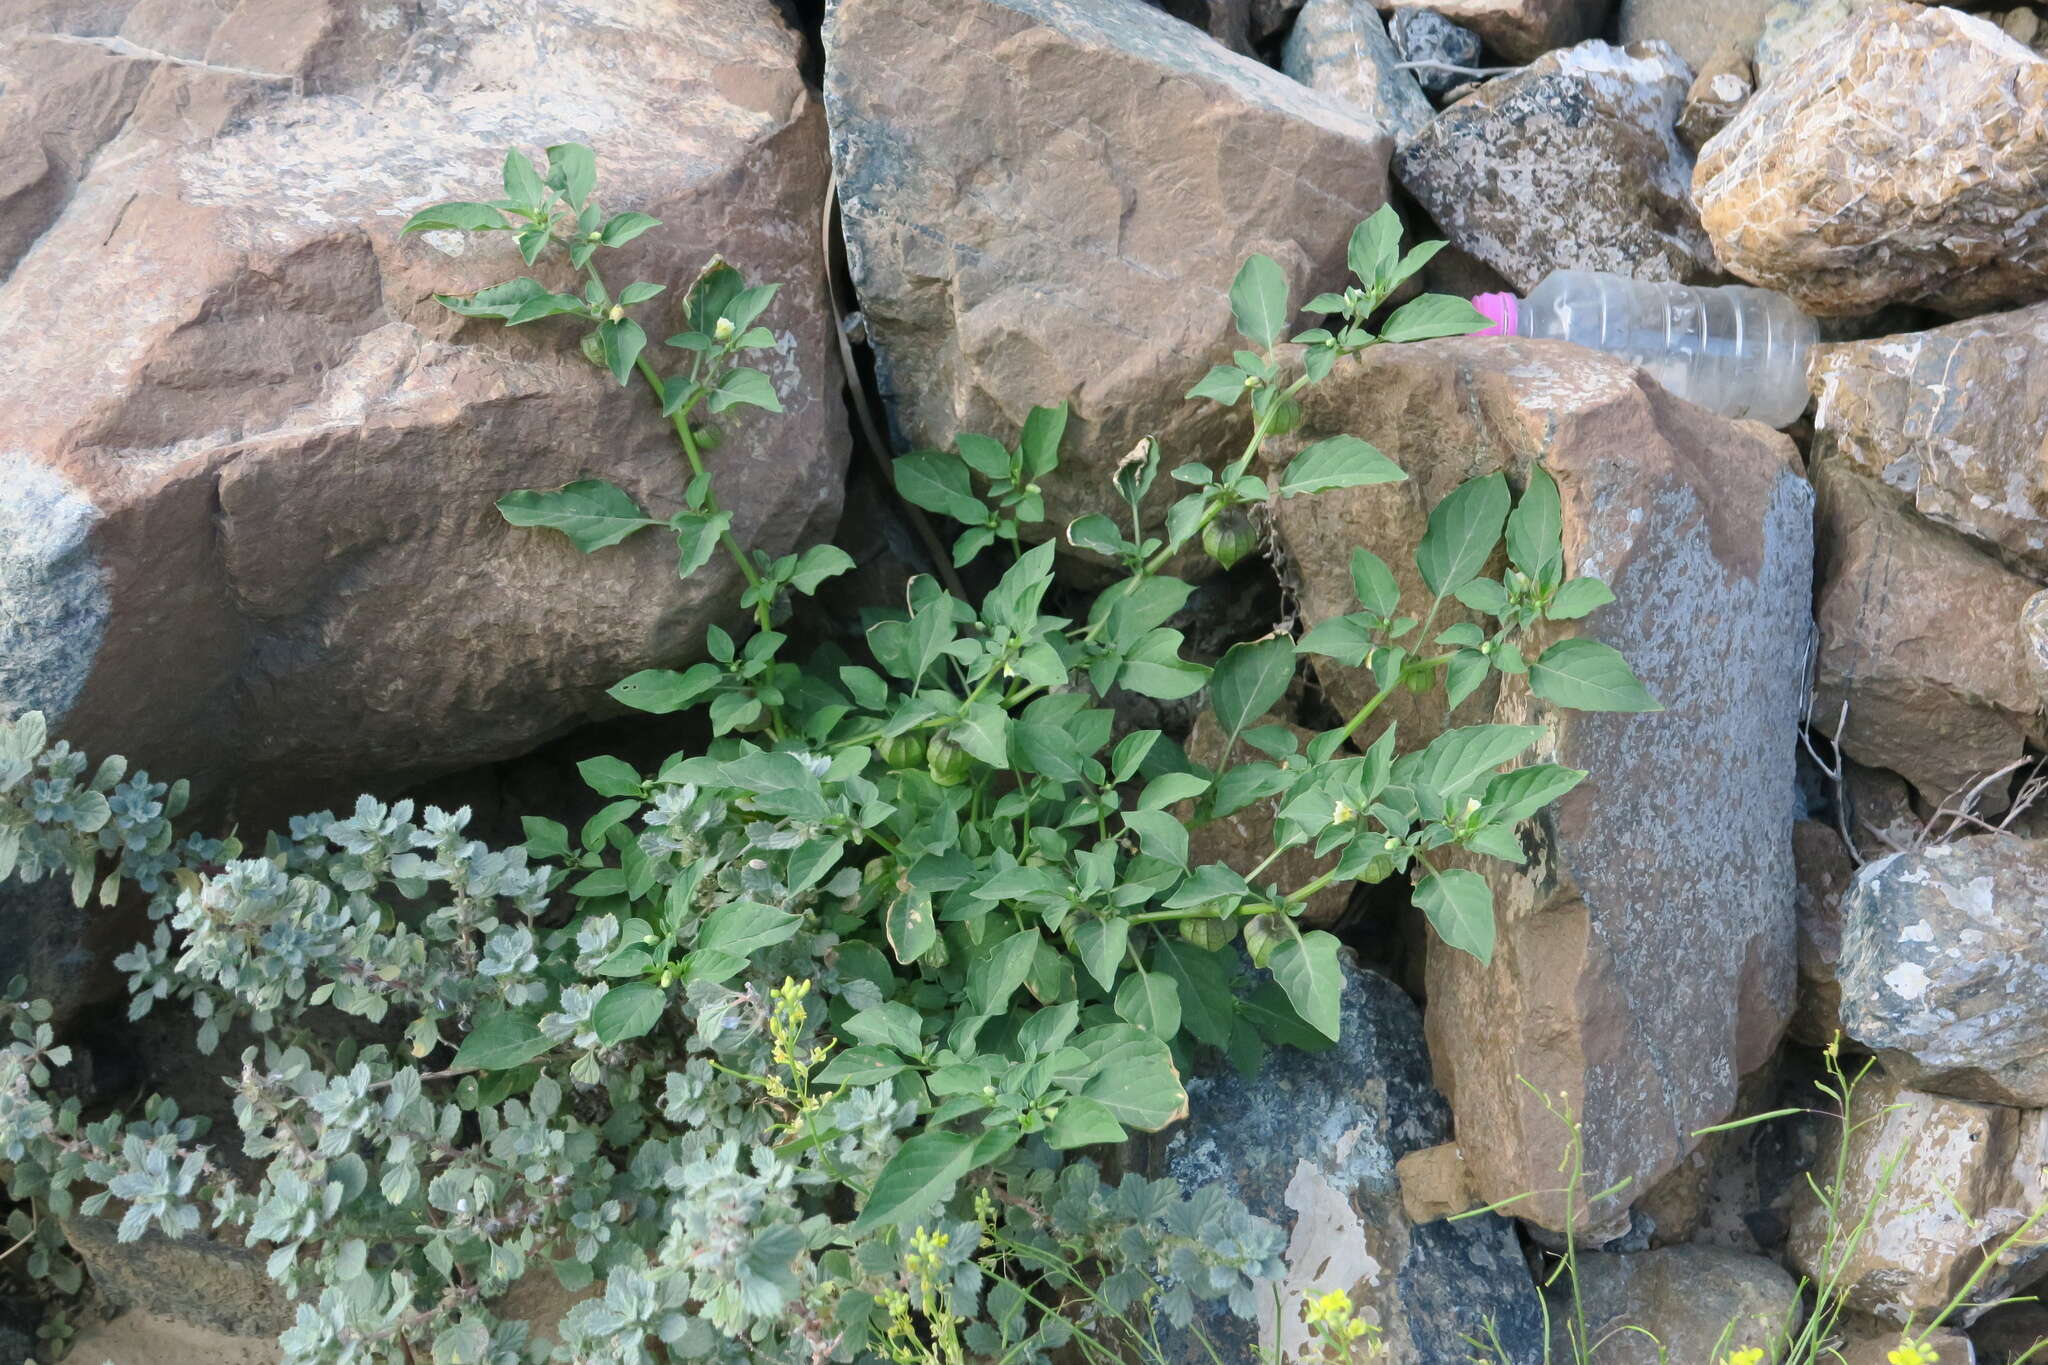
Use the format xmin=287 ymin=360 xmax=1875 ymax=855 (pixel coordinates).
xmin=0 ymin=144 xmax=1649 ymax=1364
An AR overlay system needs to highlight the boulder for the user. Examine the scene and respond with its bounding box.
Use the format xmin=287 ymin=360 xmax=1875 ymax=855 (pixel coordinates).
xmin=1840 ymin=835 xmax=2048 ymax=1107
xmin=1388 ymin=8 xmax=1486 ymax=95
xmin=1835 ymin=1323 xmax=1976 ymax=1365
xmin=1181 ymin=711 xmax=1355 ymax=928
xmin=825 ymin=0 xmax=1393 ymax=539
xmin=1553 ymin=1245 xmax=1802 ymax=1364
xmin=1392 ymin=40 xmax=1716 ymax=292
xmin=1810 ymin=461 xmax=2041 ymax=809
xmin=1271 ymin=337 xmax=1810 ymax=1235
xmin=1812 ymin=302 xmax=2048 ymax=576
xmin=0 ymin=0 xmax=846 ymax=820
xmin=1615 ymin=0 xmax=1777 ymax=70
xmin=1677 ymin=45 xmax=1754 ymax=152
xmin=1366 ymin=0 xmax=1612 ymax=62
xmin=1158 ymin=960 xmax=1544 ymax=1363
xmin=60 ymin=1214 xmax=290 ymax=1340
xmin=1282 ymin=0 xmax=1435 ymax=144
xmin=1789 ymin=818 xmax=1855 ymax=1047
xmin=1752 ymin=0 xmax=1879 ymax=83
xmin=1787 ymin=1072 xmax=2048 ymax=1326
xmin=1695 ymin=6 xmax=2048 ymax=316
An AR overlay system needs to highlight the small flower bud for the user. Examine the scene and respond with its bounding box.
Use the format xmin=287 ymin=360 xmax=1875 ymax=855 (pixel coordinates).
xmin=713 ymin=317 xmax=736 ymax=342
xmin=607 ymin=304 xmax=625 ymax=322
xmin=587 ymin=229 xmax=603 ymax=242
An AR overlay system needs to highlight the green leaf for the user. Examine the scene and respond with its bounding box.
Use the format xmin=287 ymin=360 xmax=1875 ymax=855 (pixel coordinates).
xmin=1481 ymin=762 xmax=1587 ymax=823
xmin=708 ymin=367 xmax=782 ymax=414
xmin=1389 ymin=238 xmax=1449 ymax=291
xmin=697 ymin=901 xmax=803 ymax=958
xmin=1046 ymin=1097 xmax=1127 ymax=1150
xmin=601 ymin=211 xmax=661 ymax=246
xmin=1210 ymin=636 xmax=1295 ymax=745
xmin=951 ymin=702 xmax=1010 ymax=768
xmin=1071 ymin=919 xmax=1130 ymax=993
xmin=546 ymin=143 xmax=597 ymax=206
xmin=844 ymin=1003 xmax=924 ymax=1057
xmin=1117 ymin=630 xmax=1209 ymax=701
xmin=1529 ymin=639 xmax=1661 ymax=712
xmin=1399 ymin=724 xmax=1544 ymax=804
xmin=789 ymin=544 xmax=855 ymax=594
xmin=452 ymin=1010 xmax=551 ymax=1071
xmin=1267 ymin=929 xmax=1343 ymax=1041
xmin=815 ymin=1046 xmax=910 ymax=1086
xmin=504 ymin=150 xmax=545 ymax=204
xmin=1546 ymin=577 xmax=1614 ymax=621
xmin=1067 ymin=514 xmax=1128 ymax=559
xmin=1416 ymin=472 xmax=1510 ymax=597
xmin=1151 ymin=937 xmax=1237 ymax=1047
xmin=672 ymin=510 xmax=732 ymax=579
xmin=1277 ymin=435 xmax=1406 ymax=497
xmin=1076 ymin=1028 xmax=1188 ymax=1129
xmin=1297 ymin=614 xmax=1376 ymax=667
xmin=597 ymin=317 xmax=646 ymax=386
xmin=1416 ymin=868 xmax=1495 ymax=964
xmin=1506 ymin=464 xmax=1564 ymax=579
xmin=1350 ymin=548 xmax=1401 ymax=618
xmin=685 ymin=262 xmax=745 ymax=336
xmin=1445 ymin=649 xmax=1489 ymax=709
xmin=1379 ymin=293 xmax=1491 ymax=343
xmin=577 ymin=755 xmax=642 ymax=798
xmin=591 ymin=981 xmax=666 ymax=1046
xmin=886 ymin=889 xmax=938 ymax=964
xmin=1114 ymin=973 xmax=1181 ymax=1039
xmin=401 ymin=201 xmax=508 ymax=234
xmin=1122 ymin=809 xmax=1189 ymax=867
xmin=894 ymin=452 xmax=989 ymax=524
xmin=851 ymin=1131 xmax=979 ymax=1233
xmin=969 ymin=930 xmax=1041 ymax=1014
xmin=1186 ymin=364 xmax=1249 ymax=406
xmin=955 ymin=433 xmax=1010 ymax=480
xmin=1018 ymin=403 xmax=1068 ymax=478
xmin=1348 ymin=205 xmax=1403 ymax=291
xmin=1229 ymin=253 xmax=1289 ymax=348
xmin=616 ymin=282 xmax=664 ymax=306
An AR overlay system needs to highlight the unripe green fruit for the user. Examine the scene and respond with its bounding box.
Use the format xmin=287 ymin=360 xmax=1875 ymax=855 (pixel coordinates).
xmin=926 ymin=735 xmax=971 ymax=787
xmin=880 ymin=733 xmax=925 ymax=770
xmin=1359 ymin=854 xmax=1396 ymax=884
xmin=1203 ymin=511 xmax=1258 ymax=572
xmin=1178 ymin=916 xmax=1236 ymax=951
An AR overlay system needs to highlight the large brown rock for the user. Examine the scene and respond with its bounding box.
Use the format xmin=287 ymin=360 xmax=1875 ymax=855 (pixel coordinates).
xmin=1695 ymin=5 xmax=2048 ymax=317
xmin=1787 ymin=1072 xmax=2048 ymax=1326
xmin=1811 ymin=461 xmax=2042 ymax=808
xmin=1553 ymin=1245 xmax=1802 ymax=1364
xmin=1392 ymin=40 xmax=1716 ymax=293
xmin=1272 ymin=338 xmax=1810 ymax=1235
xmin=1615 ymin=0 xmax=1777 ymax=69
xmin=1812 ymin=301 xmax=2048 ymax=575
xmin=0 ymin=0 xmax=845 ymax=819
xmin=1367 ymin=0 xmax=1612 ymax=62
xmin=824 ymin=0 xmax=1392 ymax=540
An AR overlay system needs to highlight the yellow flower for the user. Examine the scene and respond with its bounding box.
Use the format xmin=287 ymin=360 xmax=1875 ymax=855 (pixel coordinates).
xmin=1720 ymin=1351 xmax=1765 ymax=1365
xmin=1888 ymin=1343 xmax=1940 ymax=1365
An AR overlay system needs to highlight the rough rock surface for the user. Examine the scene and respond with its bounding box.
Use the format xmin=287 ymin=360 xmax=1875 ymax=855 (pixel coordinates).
xmin=1181 ymin=711 xmax=1354 ymax=928
xmin=1159 ymin=960 xmax=1543 ymax=1363
xmin=1555 ymin=1245 xmax=1802 ymax=1364
xmin=60 ymin=1215 xmax=290 ymax=1339
xmin=1695 ymin=5 xmax=2048 ymax=316
xmin=1751 ymin=0 xmax=1878 ymax=83
xmin=1835 ymin=1324 xmax=1974 ymax=1365
xmin=1811 ymin=461 xmax=2042 ymax=808
xmin=1615 ymin=0 xmax=1777 ymax=69
xmin=1677 ymin=45 xmax=1753 ymax=152
xmin=826 ymin=0 xmax=1393 ymax=539
xmin=2027 ymin=590 xmax=2048 ymax=712
xmin=0 ymin=0 xmax=845 ymax=819
xmin=1788 ymin=1071 xmax=2048 ymax=1325
xmin=1272 ymin=337 xmax=1810 ymax=1234
xmin=1790 ymin=818 xmax=1854 ymax=1047
xmin=1812 ymin=302 xmax=2048 ymax=576
xmin=1388 ymin=8 xmax=1485 ymax=95
xmin=1367 ymin=0 xmax=1612 ymax=62
xmin=1283 ymin=0 xmax=1435 ymax=144
xmin=1972 ymin=1301 xmax=2048 ymax=1365
xmin=1841 ymin=835 xmax=2048 ymax=1106
xmin=1393 ymin=40 xmax=1715 ymax=292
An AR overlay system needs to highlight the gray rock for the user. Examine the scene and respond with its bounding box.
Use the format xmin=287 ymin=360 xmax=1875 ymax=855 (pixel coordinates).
xmin=1555 ymin=1245 xmax=1803 ymax=1364
xmin=1389 ymin=8 xmax=1485 ymax=94
xmin=1841 ymin=834 xmax=2048 ymax=1106
xmin=60 ymin=1215 xmax=291 ymax=1339
xmin=1367 ymin=0 xmax=1613 ymax=63
xmin=1159 ymin=961 xmax=1543 ymax=1364
xmin=2025 ymin=590 xmax=2048 ymax=712
xmin=1284 ymin=0 xmax=1435 ymax=142
xmin=1392 ymin=39 xmax=1715 ymax=292
xmin=1615 ymin=0 xmax=1777 ymax=70
xmin=825 ymin=0 xmax=1394 ymax=541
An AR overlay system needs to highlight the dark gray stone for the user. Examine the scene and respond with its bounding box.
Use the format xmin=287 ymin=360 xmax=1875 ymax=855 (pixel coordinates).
xmin=1389 ymin=8 xmax=1484 ymax=93
xmin=1840 ymin=834 xmax=2048 ymax=1107
xmin=1159 ymin=961 xmax=1544 ymax=1364
xmin=1284 ymin=0 xmax=1437 ymax=142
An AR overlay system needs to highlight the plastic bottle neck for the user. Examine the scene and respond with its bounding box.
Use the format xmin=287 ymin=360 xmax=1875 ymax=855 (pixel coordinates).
xmin=1470 ymin=291 xmax=1519 ymax=338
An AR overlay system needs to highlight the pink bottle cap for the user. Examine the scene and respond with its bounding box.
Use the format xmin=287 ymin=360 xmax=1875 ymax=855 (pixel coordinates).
xmin=1470 ymin=291 xmax=1519 ymax=338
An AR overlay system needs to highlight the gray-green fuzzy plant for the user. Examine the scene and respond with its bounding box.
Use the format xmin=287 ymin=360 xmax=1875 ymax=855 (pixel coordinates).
xmin=0 ymin=144 xmax=1651 ymax=1364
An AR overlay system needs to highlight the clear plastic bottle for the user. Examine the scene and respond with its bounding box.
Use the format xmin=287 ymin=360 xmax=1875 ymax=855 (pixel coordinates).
xmin=1471 ymin=270 xmax=1818 ymax=429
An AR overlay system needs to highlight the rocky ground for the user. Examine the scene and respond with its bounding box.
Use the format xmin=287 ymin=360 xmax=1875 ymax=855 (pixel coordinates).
xmin=4 ymin=0 xmax=2048 ymax=1360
